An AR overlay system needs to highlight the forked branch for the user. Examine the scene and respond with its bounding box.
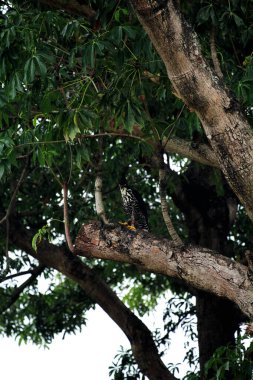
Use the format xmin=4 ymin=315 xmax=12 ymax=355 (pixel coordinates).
xmin=9 ymin=221 xmax=177 ymax=380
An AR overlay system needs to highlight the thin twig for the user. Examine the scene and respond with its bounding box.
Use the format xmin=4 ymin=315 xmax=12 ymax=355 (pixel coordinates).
xmin=229 ymin=34 xmax=242 ymax=67
xmin=141 ymin=94 xmax=160 ymax=141
xmin=0 ymin=159 xmax=29 ymax=224
xmin=14 ymin=132 xmax=146 ymax=149
xmin=46 ymin=163 xmax=63 ymax=187
xmin=162 ymin=104 xmax=185 ymax=147
xmin=2 ymin=219 xmax=10 ymax=278
xmin=0 ymin=158 xmax=29 ymax=280
xmin=158 ymin=149 xmax=183 ymax=246
xmin=63 ymin=182 xmax=74 ymax=253
xmin=0 ymin=265 xmax=45 ymax=314
xmin=0 ymin=269 xmax=36 ymax=283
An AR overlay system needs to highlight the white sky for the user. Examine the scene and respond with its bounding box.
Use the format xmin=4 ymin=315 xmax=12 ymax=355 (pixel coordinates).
xmin=0 ymin=299 xmax=189 ymax=379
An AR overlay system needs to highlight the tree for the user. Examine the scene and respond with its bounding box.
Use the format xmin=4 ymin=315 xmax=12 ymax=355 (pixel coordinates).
xmin=0 ymin=0 xmax=253 ymax=379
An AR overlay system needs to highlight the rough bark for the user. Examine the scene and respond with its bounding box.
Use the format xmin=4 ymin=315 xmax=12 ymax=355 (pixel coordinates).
xmin=163 ymin=137 xmax=219 ymax=168
xmin=75 ymin=222 xmax=253 ymax=319
xmin=9 ymin=223 xmax=176 ymax=380
xmin=171 ymin=163 xmax=242 ymax=378
xmin=130 ymin=0 xmax=253 ymax=221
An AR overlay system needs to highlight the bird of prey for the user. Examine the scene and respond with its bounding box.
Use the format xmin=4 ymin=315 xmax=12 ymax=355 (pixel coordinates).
xmin=119 ymin=176 xmax=149 ymax=231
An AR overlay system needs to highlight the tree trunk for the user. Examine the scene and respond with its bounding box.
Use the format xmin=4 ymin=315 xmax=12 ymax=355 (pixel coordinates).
xmin=196 ymin=292 xmax=240 ymax=379
xmin=131 ymin=0 xmax=253 ymax=222
xmin=172 ymin=163 xmax=242 ymax=378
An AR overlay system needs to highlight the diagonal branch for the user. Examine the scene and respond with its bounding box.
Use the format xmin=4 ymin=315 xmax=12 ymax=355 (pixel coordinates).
xmin=9 ymin=222 xmax=177 ymax=380
xmin=0 ymin=269 xmax=38 ymax=283
xmin=75 ymin=222 xmax=253 ymax=319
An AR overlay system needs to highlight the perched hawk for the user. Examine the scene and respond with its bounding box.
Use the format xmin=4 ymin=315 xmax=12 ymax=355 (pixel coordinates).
xmin=119 ymin=176 xmax=149 ymax=231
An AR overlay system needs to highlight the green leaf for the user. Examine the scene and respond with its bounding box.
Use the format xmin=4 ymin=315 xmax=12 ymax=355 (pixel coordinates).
xmin=32 ymin=224 xmax=51 ymax=252
xmin=90 ymin=44 xmax=95 ymax=68
xmin=73 ymin=111 xmax=79 ymax=129
xmin=8 ymin=73 xmax=23 ymax=99
xmin=122 ymin=26 xmax=137 ymax=39
xmin=197 ymin=5 xmax=213 ymax=23
xmin=24 ymin=57 xmax=36 ymax=82
xmin=76 ymin=150 xmax=82 ymax=169
xmin=0 ymin=91 xmax=7 ymax=108
xmin=69 ymin=125 xmax=80 ymax=141
xmin=0 ymin=165 xmax=4 ymax=180
xmin=114 ymin=8 xmax=128 ymax=22
xmin=35 ymin=56 xmax=47 ymax=77
xmin=124 ymin=101 xmax=135 ymax=132
xmin=233 ymin=13 xmax=244 ymax=27
xmin=32 ymin=231 xmax=41 ymax=252
xmin=9 ymin=78 xmax=16 ymax=99
xmin=37 ymin=147 xmax=46 ymax=166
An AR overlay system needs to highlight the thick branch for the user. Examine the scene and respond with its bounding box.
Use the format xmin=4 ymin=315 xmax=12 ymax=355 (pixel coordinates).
xmin=75 ymin=222 xmax=253 ymax=319
xmin=131 ymin=0 xmax=253 ymax=221
xmin=163 ymin=136 xmax=219 ymax=168
xmin=38 ymin=0 xmax=96 ymax=20
xmin=9 ymin=223 xmax=176 ymax=380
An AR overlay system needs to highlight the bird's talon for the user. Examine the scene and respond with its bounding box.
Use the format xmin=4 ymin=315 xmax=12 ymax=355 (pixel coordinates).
xmin=119 ymin=222 xmax=128 ymax=226
xmin=127 ymin=225 xmax=136 ymax=231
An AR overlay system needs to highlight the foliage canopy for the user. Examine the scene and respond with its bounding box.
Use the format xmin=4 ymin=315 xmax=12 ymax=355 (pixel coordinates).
xmin=1 ymin=0 xmax=253 ymax=379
